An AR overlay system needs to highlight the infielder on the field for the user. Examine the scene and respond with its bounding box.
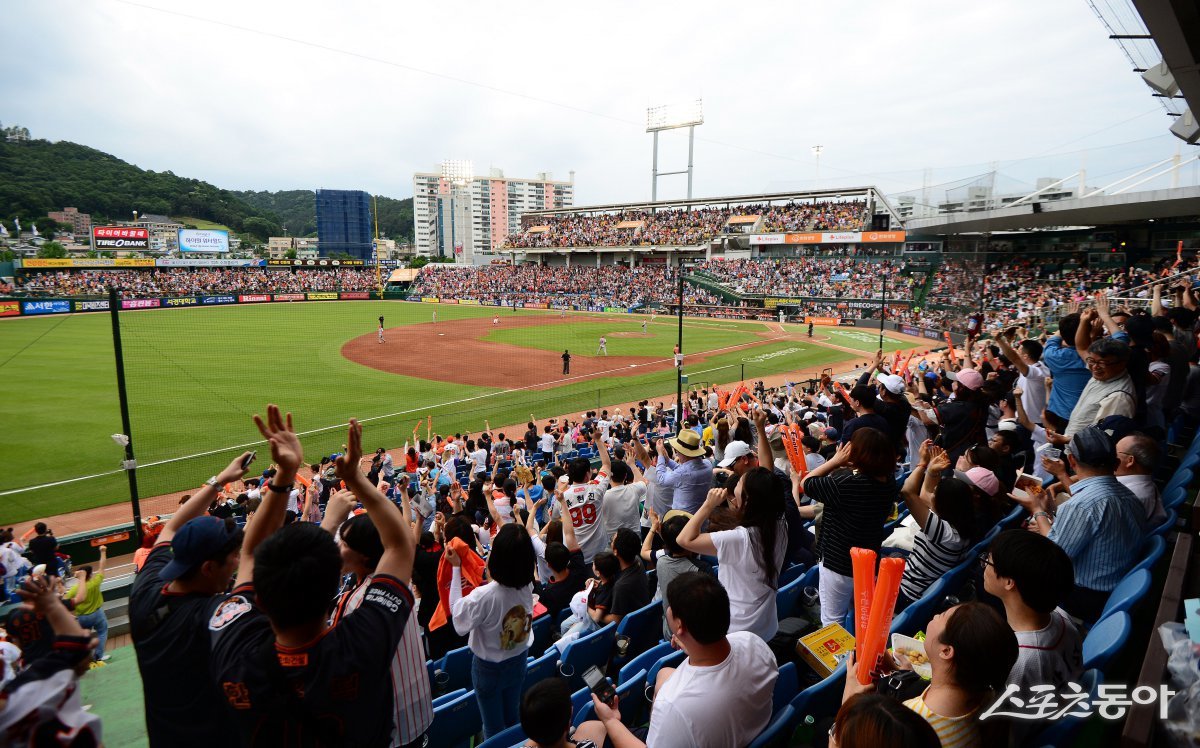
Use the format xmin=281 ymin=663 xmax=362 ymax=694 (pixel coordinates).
xmin=377 ymin=316 xmax=385 ymax=344
xmin=642 ymin=319 xmax=647 ymax=334
xmin=597 ymin=335 xmax=607 ymax=355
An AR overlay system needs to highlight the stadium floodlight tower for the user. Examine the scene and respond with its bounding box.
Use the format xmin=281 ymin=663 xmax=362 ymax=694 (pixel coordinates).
xmin=647 ymin=100 xmax=704 ymax=203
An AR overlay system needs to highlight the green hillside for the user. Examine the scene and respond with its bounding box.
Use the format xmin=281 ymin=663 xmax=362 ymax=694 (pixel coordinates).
xmin=0 ymin=134 xmax=414 ymax=242
xmin=235 ymin=189 xmax=414 ymax=241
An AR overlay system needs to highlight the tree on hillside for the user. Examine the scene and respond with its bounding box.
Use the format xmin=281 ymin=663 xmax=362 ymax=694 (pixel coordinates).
xmin=36 ymin=241 xmax=67 ymax=258
xmin=242 ymin=216 xmax=280 ymax=241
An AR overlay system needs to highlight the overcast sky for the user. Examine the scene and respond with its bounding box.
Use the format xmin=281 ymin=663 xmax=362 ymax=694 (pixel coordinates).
xmin=1 ymin=0 xmax=1191 ymax=205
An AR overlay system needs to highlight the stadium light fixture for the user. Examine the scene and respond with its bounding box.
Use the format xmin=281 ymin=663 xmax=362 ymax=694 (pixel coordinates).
xmin=441 ymin=159 xmax=474 ymax=187
xmin=647 ymin=100 xmax=704 ymax=202
xmin=646 ymin=100 xmax=704 ymax=132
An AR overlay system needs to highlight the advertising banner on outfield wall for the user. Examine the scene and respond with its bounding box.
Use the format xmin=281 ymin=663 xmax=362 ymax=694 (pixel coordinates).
xmin=804 ymin=317 xmax=841 ymax=325
xmin=21 ymin=258 xmax=156 ymax=268
xmin=93 ymin=227 xmax=150 ymax=251
xmin=603 ymin=307 xmax=627 ymax=314
xmin=177 ymin=229 xmax=230 ymax=253
xmin=421 ymin=297 xmax=439 ymax=303
xmin=121 ymin=298 xmax=162 ymax=310
xmin=457 ymin=299 xmax=481 ymax=306
xmin=202 ymin=296 xmax=236 ymax=305
xmin=162 ymin=297 xmax=199 ymax=307
xmin=156 ymin=258 xmax=262 ymax=267
xmin=239 ymin=294 xmax=270 ymax=303
xmin=306 ymin=293 xmax=338 ymax=301
xmin=273 ymin=294 xmax=306 ymax=302
xmin=0 ymin=301 xmax=20 ymax=317
xmin=339 ymin=292 xmax=370 ymax=299
xmin=73 ymin=300 xmax=110 ymax=312
xmin=21 ymin=300 xmax=71 ymax=315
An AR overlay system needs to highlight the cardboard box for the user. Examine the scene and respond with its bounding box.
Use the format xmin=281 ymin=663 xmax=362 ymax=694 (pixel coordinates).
xmin=796 ymin=623 xmax=856 ymax=677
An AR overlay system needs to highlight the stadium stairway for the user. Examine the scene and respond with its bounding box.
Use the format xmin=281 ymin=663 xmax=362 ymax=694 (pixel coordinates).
xmin=78 ymin=642 xmax=148 ymax=747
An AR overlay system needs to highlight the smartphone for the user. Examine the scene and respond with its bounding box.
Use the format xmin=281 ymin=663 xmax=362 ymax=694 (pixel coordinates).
xmin=241 ymin=451 xmax=257 ymax=471
xmin=583 ymin=666 xmax=617 ymax=706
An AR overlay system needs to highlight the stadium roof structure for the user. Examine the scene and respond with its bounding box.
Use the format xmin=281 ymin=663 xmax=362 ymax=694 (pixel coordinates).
xmin=906 ymin=184 xmax=1200 ymax=236
xmin=519 ymin=186 xmax=900 ymax=222
xmin=1127 ymin=0 xmax=1200 ymax=139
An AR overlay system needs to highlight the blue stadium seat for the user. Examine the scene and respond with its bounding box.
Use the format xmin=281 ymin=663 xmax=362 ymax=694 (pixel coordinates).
xmin=1151 ymin=508 xmax=1177 ymax=536
xmin=1097 ymin=569 xmax=1152 ymax=623
xmin=748 ymin=705 xmax=796 ymax=748
xmin=789 ymin=663 xmax=846 ymax=727
xmin=1163 ymin=486 xmax=1189 ymax=510
xmin=775 ymin=576 xmax=805 ymax=620
xmin=530 ymin=615 xmax=553 ymax=659
xmin=998 ymin=502 xmax=1027 ymax=529
xmin=893 ymin=576 xmax=952 ymax=636
xmin=558 ymin=622 xmax=617 ymax=690
xmin=523 ymin=651 xmax=560 ymax=694
xmin=440 ymin=645 xmax=474 ymax=693
xmin=1163 ymin=468 xmax=1192 ymax=495
xmin=1024 ymin=669 xmax=1101 ymax=748
xmin=432 ymin=688 xmax=468 ymax=709
xmin=573 ymin=670 xmax=647 ymax=727
xmin=645 ymin=649 xmax=687 ymax=696
xmin=619 ymin=640 xmax=673 ymax=686
xmin=427 ymin=689 xmax=482 ymax=748
xmin=1130 ymin=535 xmax=1167 ymax=576
xmin=569 ymin=686 xmax=592 ymax=726
xmin=613 ymin=600 xmax=664 ymax=668
xmin=476 ymin=722 xmax=527 ymax=748
xmin=1082 ymin=612 xmax=1131 ymax=671
xmin=772 ymin=662 xmax=799 ymax=716
xmin=779 ymin=563 xmax=807 ymax=588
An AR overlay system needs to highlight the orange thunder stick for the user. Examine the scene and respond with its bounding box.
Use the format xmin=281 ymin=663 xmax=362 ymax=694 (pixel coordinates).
xmin=898 ymin=349 xmax=917 ymax=375
xmin=943 ymin=333 xmax=959 ymax=364
xmin=857 ymin=556 xmax=906 ymax=685
xmin=850 ymin=547 xmax=877 ymax=641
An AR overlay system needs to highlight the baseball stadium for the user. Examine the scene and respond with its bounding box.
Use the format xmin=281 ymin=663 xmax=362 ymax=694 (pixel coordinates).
xmin=2 ymin=1 xmax=1200 ymax=747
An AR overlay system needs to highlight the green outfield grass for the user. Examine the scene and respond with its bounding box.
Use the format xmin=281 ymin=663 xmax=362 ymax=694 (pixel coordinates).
xmin=817 ymin=327 xmax=911 ymax=354
xmin=0 ymin=302 xmax=860 ymax=523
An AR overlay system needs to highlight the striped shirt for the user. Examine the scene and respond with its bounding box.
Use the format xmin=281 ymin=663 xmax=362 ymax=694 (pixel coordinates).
xmin=904 ymin=688 xmax=981 ymax=748
xmin=899 ymin=512 xmax=971 ymax=602
xmin=1048 ymin=475 xmax=1147 ymax=592
xmin=332 ymin=574 xmax=433 ymax=746
xmin=804 ymin=471 xmax=895 ymax=577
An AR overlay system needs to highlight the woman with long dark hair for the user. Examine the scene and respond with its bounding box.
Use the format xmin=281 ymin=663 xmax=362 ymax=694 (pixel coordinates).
xmin=895 ymin=441 xmax=978 ymax=610
xmin=677 ymin=466 xmax=787 ymax=641
xmin=447 ymin=522 xmax=536 ymax=739
xmin=801 ymin=427 xmax=896 ymax=625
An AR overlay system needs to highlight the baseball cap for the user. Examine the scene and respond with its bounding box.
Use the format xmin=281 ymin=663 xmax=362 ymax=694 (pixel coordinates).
xmin=662 ymin=509 xmax=694 ymax=524
xmin=996 ymin=418 xmax=1019 ymax=433
xmin=1069 ymin=426 xmax=1116 ymax=467
xmin=718 ymin=440 xmax=753 ymax=467
xmin=951 ymin=369 xmax=984 ymax=390
xmin=159 ymin=516 xmax=241 ymax=582
xmin=876 ymin=374 xmax=905 ymax=395
xmin=823 ymin=427 xmax=839 ymax=440
xmin=954 ymin=467 xmax=1000 ymax=497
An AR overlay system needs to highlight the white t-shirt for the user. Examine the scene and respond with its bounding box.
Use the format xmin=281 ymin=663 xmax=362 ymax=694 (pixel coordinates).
xmin=645 ymin=632 xmax=777 ymax=748
xmin=469 ymin=449 xmax=487 ymax=475
xmin=1018 ymin=361 xmax=1049 ymax=424
xmin=450 ymin=573 xmax=535 ymax=663
xmin=557 ymin=472 xmax=612 ymax=563
xmin=601 ymin=482 xmax=646 ymax=539
xmin=539 ymin=433 xmax=556 ymax=453
xmin=711 ymin=521 xmax=788 ymax=642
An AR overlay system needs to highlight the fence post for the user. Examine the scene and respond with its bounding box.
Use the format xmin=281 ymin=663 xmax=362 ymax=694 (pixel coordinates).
xmin=108 ymin=288 xmax=144 ymax=542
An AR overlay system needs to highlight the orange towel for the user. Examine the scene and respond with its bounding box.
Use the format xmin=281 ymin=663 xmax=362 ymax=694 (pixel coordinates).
xmin=429 ymin=537 xmax=486 ymax=631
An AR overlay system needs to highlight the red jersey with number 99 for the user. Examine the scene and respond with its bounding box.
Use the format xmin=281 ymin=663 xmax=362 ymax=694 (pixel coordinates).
xmin=558 ymin=471 xmax=610 ymax=563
